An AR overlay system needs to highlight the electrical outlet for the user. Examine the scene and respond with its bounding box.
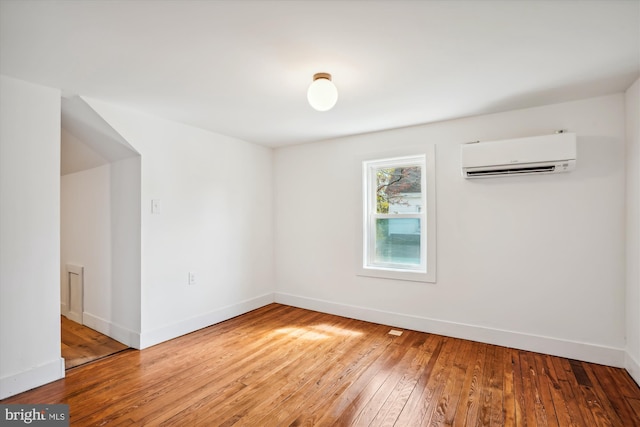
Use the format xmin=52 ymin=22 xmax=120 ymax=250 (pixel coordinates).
xmin=188 ymin=272 xmax=196 ymax=285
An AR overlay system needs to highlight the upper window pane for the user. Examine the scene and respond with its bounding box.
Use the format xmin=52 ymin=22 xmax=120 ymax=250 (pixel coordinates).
xmin=375 ymin=166 xmax=422 ymax=214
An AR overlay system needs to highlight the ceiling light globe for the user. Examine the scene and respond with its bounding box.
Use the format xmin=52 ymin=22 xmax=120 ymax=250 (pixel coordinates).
xmin=307 ymin=76 xmax=338 ymax=111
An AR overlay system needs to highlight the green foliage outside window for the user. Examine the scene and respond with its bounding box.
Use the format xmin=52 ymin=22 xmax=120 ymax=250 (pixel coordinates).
xmin=375 ymin=167 xmax=421 ymax=213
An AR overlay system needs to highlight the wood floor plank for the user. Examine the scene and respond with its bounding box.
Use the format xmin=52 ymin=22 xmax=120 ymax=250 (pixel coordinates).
xmin=519 ymin=350 xmax=545 ymax=426
xmin=413 ymin=337 xmax=462 ymax=427
xmin=251 ymin=324 xmax=383 ymax=425
xmin=332 ymin=331 xmax=427 ymax=426
xmin=76 ymin=305 xmax=316 ymax=425
xmin=439 ymin=338 xmax=476 ymax=425
xmin=531 ymin=353 xmax=560 ymax=427
xmin=554 ymin=357 xmax=597 ymax=426
xmin=269 ymin=323 xmax=396 ymax=426
xmin=211 ymin=316 xmax=367 ymax=426
xmin=542 ymin=353 xmax=584 ymax=427
xmin=359 ymin=333 xmax=435 ymax=426
xmin=391 ymin=334 xmax=446 ymax=426
xmin=488 ymin=345 xmax=505 ymax=426
xmin=60 ymin=316 xmax=129 ymax=369
xmin=351 ymin=332 xmax=426 ymax=426
xmin=474 ymin=343 xmax=504 ymax=426
xmin=502 ymin=348 xmax=518 ymax=427
xmin=590 ymin=364 xmax=639 ymax=426
xmin=512 ymin=349 xmax=531 ymax=427
xmin=303 ymin=334 xmax=406 ymax=426
xmin=374 ymin=335 xmax=456 ymax=427
xmin=412 ymin=337 xmax=461 ymax=426
xmin=612 ymin=367 xmax=640 ymax=398
xmin=628 ymin=397 xmax=640 ymax=420
xmin=582 ymin=362 xmax=627 ymax=426
xmin=453 ymin=341 xmax=487 ymax=427
xmin=123 ymin=308 xmax=331 ymax=426
xmin=2 ymin=304 xmax=639 ymax=427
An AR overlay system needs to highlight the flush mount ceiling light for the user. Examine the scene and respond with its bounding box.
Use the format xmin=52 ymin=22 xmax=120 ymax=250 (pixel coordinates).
xmin=307 ymin=72 xmax=338 ymax=111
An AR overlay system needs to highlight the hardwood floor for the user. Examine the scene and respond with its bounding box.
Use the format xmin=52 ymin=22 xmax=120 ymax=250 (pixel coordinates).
xmin=3 ymin=304 xmax=640 ymax=426
xmin=61 ymin=316 xmax=130 ymax=369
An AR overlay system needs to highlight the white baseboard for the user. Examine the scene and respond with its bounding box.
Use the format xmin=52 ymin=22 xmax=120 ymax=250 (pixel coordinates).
xmin=139 ymin=293 xmax=275 ymax=349
xmin=0 ymin=358 xmax=65 ymax=400
xmin=274 ymin=292 xmax=626 ymax=368
xmin=82 ymin=312 xmax=141 ymax=349
xmin=625 ymin=351 xmax=640 ymax=386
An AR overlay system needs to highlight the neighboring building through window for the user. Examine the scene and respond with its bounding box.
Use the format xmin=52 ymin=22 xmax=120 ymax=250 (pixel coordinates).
xmin=360 ymin=149 xmax=436 ymax=282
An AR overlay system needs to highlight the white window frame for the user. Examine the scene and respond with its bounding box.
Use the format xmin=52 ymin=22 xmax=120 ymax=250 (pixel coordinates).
xmin=357 ymin=146 xmax=436 ymax=283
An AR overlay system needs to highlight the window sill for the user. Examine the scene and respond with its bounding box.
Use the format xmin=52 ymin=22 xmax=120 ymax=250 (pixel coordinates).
xmin=357 ymin=266 xmax=436 ymax=283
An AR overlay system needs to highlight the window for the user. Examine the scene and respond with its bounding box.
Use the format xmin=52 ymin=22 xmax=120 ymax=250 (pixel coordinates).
xmin=359 ymin=148 xmax=436 ymax=282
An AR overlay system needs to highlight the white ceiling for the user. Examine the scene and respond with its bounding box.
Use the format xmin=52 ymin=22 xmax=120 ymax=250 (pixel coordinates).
xmin=1 ymin=0 xmax=639 ymax=147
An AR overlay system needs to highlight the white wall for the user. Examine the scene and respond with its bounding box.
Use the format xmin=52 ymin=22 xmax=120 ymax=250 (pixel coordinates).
xmin=108 ymin=156 xmax=142 ymax=346
xmin=60 ymin=155 xmax=142 ymax=348
xmin=60 ymin=127 xmax=108 ymax=175
xmin=60 ymin=164 xmax=112 ymax=327
xmin=274 ymin=94 xmax=627 ymax=367
xmin=84 ymin=99 xmax=274 ymax=348
xmin=0 ymin=75 xmax=64 ymax=398
xmin=626 ymin=78 xmax=640 ymax=384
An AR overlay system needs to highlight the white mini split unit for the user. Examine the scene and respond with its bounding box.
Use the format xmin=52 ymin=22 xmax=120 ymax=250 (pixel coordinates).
xmin=461 ymin=132 xmax=576 ymax=179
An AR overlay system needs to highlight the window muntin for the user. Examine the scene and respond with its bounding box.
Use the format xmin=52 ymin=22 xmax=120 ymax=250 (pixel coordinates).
xmin=364 ymin=155 xmax=427 ymax=272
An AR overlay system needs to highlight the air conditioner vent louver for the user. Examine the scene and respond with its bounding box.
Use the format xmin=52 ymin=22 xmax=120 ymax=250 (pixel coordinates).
xmin=461 ymin=133 xmax=576 ymax=179
xmin=466 ymin=165 xmax=556 ymax=177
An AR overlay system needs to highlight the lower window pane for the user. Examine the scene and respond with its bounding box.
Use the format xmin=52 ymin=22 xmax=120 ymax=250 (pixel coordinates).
xmin=375 ymin=218 xmax=421 ymax=266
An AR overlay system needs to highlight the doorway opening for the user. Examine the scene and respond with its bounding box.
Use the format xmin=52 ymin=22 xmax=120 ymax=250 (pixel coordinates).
xmin=60 ymin=96 xmax=141 ymax=367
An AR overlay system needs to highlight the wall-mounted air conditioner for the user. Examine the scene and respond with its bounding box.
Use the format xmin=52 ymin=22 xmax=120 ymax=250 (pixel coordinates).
xmin=461 ymin=133 xmax=576 ymax=179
